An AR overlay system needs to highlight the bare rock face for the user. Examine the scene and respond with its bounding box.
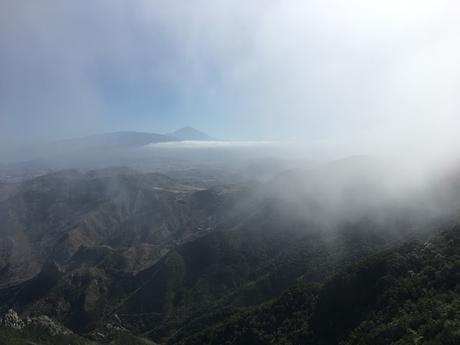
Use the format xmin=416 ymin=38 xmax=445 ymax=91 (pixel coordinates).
xmin=27 ymin=315 xmax=73 ymax=336
xmin=2 ymin=309 xmax=25 ymax=330
xmin=105 ymin=313 xmax=127 ymax=333
xmin=0 ymin=309 xmax=72 ymax=336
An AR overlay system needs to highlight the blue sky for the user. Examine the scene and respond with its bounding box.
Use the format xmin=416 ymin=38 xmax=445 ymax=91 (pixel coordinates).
xmin=1 ymin=0 xmax=459 ymax=155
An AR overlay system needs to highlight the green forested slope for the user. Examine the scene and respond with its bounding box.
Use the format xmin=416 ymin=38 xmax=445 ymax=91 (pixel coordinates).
xmin=173 ymin=226 xmax=460 ymax=345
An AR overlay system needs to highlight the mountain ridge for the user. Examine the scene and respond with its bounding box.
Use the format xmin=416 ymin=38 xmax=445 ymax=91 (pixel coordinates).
xmin=0 ymin=127 xmax=215 ymax=166
xmin=168 ymin=127 xmax=216 ymax=141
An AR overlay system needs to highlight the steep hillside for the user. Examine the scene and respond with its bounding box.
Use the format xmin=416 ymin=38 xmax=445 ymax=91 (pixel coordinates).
xmin=0 ymin=169 xmax=233 ymax=285
xmin=174 ymin=225 xmax=460 ymax=345
xmin=0 ymin=164 xmax=459 ymax=344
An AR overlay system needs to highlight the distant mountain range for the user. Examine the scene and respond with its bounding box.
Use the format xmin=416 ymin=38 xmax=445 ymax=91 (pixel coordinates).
xmin=56 ymin=126 xmax=215 ymax=150
xmin=0 ymin=127 xmax=215 ymax=166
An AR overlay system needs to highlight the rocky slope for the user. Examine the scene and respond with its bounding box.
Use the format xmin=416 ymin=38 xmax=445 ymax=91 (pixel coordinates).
xmin=0 ymin=168 xmax=239 ymax=286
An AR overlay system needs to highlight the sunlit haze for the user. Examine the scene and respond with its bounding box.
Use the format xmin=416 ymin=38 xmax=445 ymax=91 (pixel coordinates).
xmin=1 ymin=0 xmax=459 ymax=159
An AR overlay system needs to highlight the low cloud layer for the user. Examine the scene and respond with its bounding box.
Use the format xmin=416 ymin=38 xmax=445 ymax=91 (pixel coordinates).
xmin=145 ymin=140 xmax=278 ymax=149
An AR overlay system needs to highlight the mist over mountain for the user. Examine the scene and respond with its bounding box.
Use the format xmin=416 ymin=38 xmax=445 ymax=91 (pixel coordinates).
xmin=0 ymin=154 xmax=459 ymax=343
xmin=1 ymin=131 xmax=460 ymax=343
xmin=2 ymin=0 xmax=460 ymax=344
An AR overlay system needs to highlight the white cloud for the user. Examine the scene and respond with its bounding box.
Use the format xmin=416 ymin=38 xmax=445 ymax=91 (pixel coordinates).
xmin=1 ymin=0 xmax=459 ymax=158
xmin=144 ymin=140 xmax=279 ymax=149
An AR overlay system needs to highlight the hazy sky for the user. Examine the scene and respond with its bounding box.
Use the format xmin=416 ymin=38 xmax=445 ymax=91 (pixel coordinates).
xmin=1 ymin=0 xmax=459 ymax=154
